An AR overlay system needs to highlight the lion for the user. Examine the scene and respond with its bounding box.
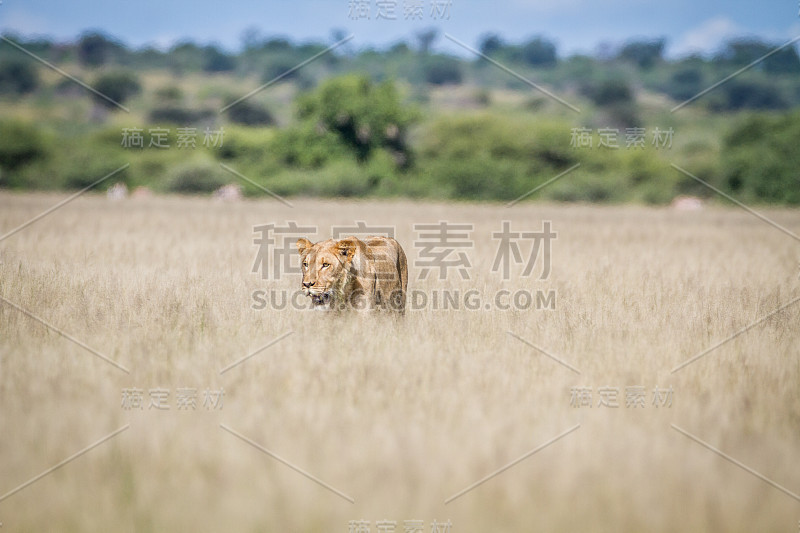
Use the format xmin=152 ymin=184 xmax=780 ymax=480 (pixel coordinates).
xmin=296 ymin=235 xmax=408 ymax=313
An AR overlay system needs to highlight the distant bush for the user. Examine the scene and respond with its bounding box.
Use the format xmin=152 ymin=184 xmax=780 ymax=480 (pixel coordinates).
xmin=202 ymin=46 xmax=236 ymax=72
xmin=264 ymin=159 xmax=388 ymax=198
xmin=423 ymin=55 xmax=463 ymax=85
xmin=262 ymin=56 xmax=302 ymax=82
xmin=294 ymin=74 xmax=418 ymax=165
xmin=167 ymin=41 xmax=205 ymax=73
xmin=270 ymin=123 xmax=350 ymax=169
xmin=62 ymin=149 xmax=129 ymax=190
xmin=149 ymin=105 xmax=215 ymax=124
xmin=518 ymin=37 xmax=557 ymax=67
xmin=583 ymin=78 xmax=634 ymax=106
xmin=0 ymin=120 xmax=47 ymax=172
xmin=77 ymin=31 xmax=123 ymax=67
xmin=260 ymin=54 xmax=315 ymax=88
xmin=0 ymin=59 xmax=38 ymax=95
xmin=713 ymin=79 xmax=788 ymax=111
xmin=582 ymin=79 xmax=640 ymax=127
xmin=165 ymin=159 xmax=227 ymax=193
xmin=77 ymin=32 xmax=119 ymax=67
xmin=718 ymin=38 xmax=800 ymax=74
xmin=417 ymin=113 xmax=577 ymax=201
xmin=617 ymin=39 xmax=665 ymax=69
xmin=721 ymin=113 xmax=800 ymax=204
xmin=92 ymin=71 xmax=141 ymax=109
xmin=213 ymin=126 xmax=276 ymax=162
xmin=478 ymin=34 xmax=505 ymax=56
xmin=155 ymin=85 xmax=183 ymax=101
xmin=663 ymin=66 xmax=704 ymax=102
xmin=604 ymin=102 xmax=642 ymax=129
xmin=224 ymin=99 xmax=275 ymax=126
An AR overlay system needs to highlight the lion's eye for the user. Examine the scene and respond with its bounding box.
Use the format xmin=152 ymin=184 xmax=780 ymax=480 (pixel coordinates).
xmin=322 ymin=262 xmax=330 ymax=268
xmin=302 ymin=262 xmax=308 ymax=268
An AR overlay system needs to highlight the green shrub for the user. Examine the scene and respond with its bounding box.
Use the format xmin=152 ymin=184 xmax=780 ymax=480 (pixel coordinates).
xmin=662 ymin=67 xmax=705 ymax=102
xmin=546 ymin=169 xmax=625 ymax=203
xmin=422 ymin=55 xmax=462 ymax=85
xmin=270 ymin=123 xmax=351 ymax=169
xmin=0 ymin=59 xmax=39 ymax=95
xmin=721 ymin=113 xmax=800 ymax=204
xmin=261 ymin=57 xmax=296 ymax=82
xmin=715 ymin=79 xmax=788 ymax=111
xmin=224 ymin=99 xmax=275 ymax=126
xmin=293 ymin=74 xmax=418 ymax=165
xmin=149 ymin=105 xmax=215 ymax=124
xmin=61 ymin=146 xmax=128 ymax=190
xmin=265 ymin=161 xmax=372 ymax=198
xmin=77 ymin=31 xmax=123 ymax=67
xmin=417 ymin=113 xmax=579 ymax=201
xmin=155 ymin=85 xmax=184 ymax=102
xmin=617 ymin=39 xmax=665 ymax=70
xmin=519 ymin=37 xmax=557 ymax=67
xmin=0 ymin=120 xmax=47 ymax=171
xmin=92 ymin=71 xmax=141 ymax=109
xmin=165 ymin=159 xmax=227 ymax=193
xmin=202 ymin=46 xmax=236 ymax=72
xmin=583 ymin=78 xmax=634 ymax=106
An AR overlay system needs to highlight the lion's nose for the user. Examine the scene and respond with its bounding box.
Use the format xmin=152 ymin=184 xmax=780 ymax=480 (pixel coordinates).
xmin=302 ymin=281 xmax=315 ymax=288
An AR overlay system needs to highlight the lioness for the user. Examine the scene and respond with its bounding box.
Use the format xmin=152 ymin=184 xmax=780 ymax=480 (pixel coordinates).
xmin=296 ymin=236 xmax=408 ymax=313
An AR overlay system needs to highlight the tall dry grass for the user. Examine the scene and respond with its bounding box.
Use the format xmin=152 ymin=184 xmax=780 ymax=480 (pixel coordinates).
xmin=1 ymin=192 xmax=798 ymax=532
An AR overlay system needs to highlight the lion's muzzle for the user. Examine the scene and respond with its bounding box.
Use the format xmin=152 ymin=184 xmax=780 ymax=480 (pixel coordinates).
xmin=309 ymin=291 xmax=332 ymax=307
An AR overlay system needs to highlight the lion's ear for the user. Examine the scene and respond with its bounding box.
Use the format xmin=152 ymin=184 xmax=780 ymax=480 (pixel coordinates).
xmin=337 ymin=237 xmax=358 ymax=260
xmin=296 ymin=238 xmax=312 ymax=255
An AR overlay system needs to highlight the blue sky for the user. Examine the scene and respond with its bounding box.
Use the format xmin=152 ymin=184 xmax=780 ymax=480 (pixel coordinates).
xmin=2 ymin=0 xmax=798 ymax=57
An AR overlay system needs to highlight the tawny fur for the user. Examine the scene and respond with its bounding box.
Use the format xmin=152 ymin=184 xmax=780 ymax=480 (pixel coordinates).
xmin=296 ymin=236 xmax=408 ymax=313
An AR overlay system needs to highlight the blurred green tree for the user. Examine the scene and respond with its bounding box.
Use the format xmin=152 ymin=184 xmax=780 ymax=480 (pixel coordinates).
xmin=415 ymin=28 xmax=439 ymax=55
xmin=518 ymin=36 xmax=557 ymax=67
xmin=224 ymin=98 xmax=275 ymax=126
xmin=722 ymin=113 xmax=800 ymax=204
xmin=716 ymin=78 xmax=788 ymax=110
xmin=583 ymin=78 xmax=634 ymax=105
xmin=478 ymin=33 xmax=505 ymax=56
xmin=292 ymin=74 xmax=418 ymax=165
xmin=617 ymin=38 xmax=665 ymax=69
xmin=77 ymin=31 xmax=123 ymax=67
xmin=422 ymin=55 xmax=462 ymax=85
xmin=202 ymin=45 xmax=236 ymax=72
xmin=92 ymin=71 xmax=142 ymax=109
xmin=0 ymin=120 xmax=46 ymax=171
xmin=0 ymin=59 xmax=38 ymax=94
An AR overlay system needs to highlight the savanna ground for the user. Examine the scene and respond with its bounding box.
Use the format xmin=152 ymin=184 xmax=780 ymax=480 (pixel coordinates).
xmin=0 ymin=191 xmax=799 ymax=533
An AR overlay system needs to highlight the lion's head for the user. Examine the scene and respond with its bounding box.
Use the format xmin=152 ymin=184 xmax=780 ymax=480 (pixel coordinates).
xmin=296 ymin=237 xmax=359 ymax=309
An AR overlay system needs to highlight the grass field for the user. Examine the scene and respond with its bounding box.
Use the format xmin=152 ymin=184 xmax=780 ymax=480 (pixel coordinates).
xmin=1 ymin=191 xmax=799 ymax=532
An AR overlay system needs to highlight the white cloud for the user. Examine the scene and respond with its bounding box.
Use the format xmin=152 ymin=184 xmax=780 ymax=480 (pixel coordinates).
xmin=672 ymin=16 xmax=740 ymax=57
